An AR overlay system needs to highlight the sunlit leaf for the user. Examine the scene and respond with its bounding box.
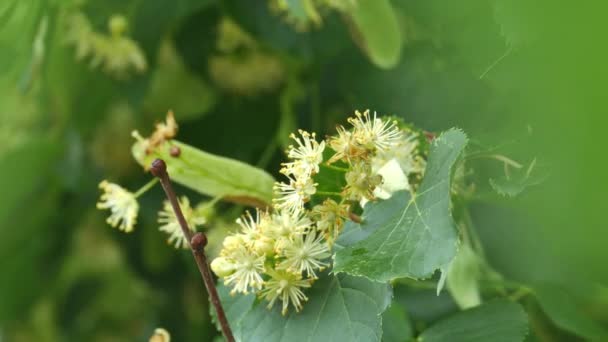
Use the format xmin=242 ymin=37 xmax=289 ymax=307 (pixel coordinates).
xmin=419 ymin=300 xmax=528 ymax=342
xmin=132 ymin=139 xmax=275 ymax=206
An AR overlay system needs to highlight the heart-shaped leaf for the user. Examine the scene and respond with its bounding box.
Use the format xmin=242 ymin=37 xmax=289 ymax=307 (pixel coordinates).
xmin=334 ymin=129 xmax=467 ymax=281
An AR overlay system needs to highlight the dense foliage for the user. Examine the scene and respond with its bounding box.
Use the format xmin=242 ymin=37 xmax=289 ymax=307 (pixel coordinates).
xmin=1 ymin=0 xmax=607 ymax=341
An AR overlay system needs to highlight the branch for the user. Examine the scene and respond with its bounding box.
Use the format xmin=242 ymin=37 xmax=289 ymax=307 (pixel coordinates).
xmin=150 ymin=159 xmax=235 ymax=342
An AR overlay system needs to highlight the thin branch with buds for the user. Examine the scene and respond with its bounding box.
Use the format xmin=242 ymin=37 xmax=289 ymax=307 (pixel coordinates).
xmin=150 ymin=159 xmax=235 ymax=342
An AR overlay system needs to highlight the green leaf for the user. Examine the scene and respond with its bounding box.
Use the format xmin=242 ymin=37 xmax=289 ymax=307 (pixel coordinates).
xmin=0 ymin=189 xmax=61 ymax=321
xmin=533 ymin=284 xmax=608 ymax=340
xmin=218 ymin=274 xmax=392 ymax=342
xmin=334 ymin=129 xmax=468 ymax=281
xmin=311 ymin=149 xmax=348 ymax=204
xmin=419 ymin=300 xmax=528 ymax=342
xmin=446 ymin=244 xmax=482 ymax=309
xmin=132 ymin=139 xmax=275 ymax=206
xmin=392 ymin=284 xmax=458 ymax=325
xmin=0 ymin=136 xmax=62 ymax=224
xmin=0 ymin=0 xmax=45 ymax=81
xmin=382 ymin=302 xmax=413 ymax=342
xmin=348 ymin=0 xmax=402 ymax=69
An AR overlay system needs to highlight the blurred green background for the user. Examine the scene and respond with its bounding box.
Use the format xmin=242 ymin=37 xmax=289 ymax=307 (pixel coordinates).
xmin=1 ymin=0 xmax=607 ymax=341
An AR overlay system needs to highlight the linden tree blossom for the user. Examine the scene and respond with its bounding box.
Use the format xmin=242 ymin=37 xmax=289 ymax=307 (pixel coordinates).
xmin=148 ymin=328 xmax=171 ymax=342
xmin=260 ymin=269 xmax=311 ymax=315
xmin=212 ymin=110 xmax=427 ymax=314
xmin=372 ymin=133 xmax=425 ymax=182
xmin=277 ymin=230 xmax=331 ymax=278
xmin=327 ymin=126 xmax=364 ymax=164
xmin=219 ymin=243 xmax=266 ymax=294
xmin=273 ymin=176 xmax=317 ymax=213
xmin=312 ymin=199 xmax=349 ymax=245
xmin=286 ymin=130 xmax=325 ymax=175
xmin=158 ymin=196 xmax=207 ymax=249
xmin=274 ymin=129 xmax=324 ymax=213
xmin=344 ymin=161 xmax=382 ymax=201
xmin=212 ymin=207 xmax=326 ymax=313
xmin=267 ymin=210 xmax=312 ymax=251
xmin=97 ymin=180 xmax=139 ymax=232
xmin=348 ymin=110 xmax=403 ymax=151
xmin=236 ymin=209 xmax=274 ymax=255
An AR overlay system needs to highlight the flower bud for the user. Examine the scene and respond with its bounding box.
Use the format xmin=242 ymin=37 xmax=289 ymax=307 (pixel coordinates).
xmin=210 ymin=257 xmax=235 ymax=277
xmin=252 ymin=236 xmax=275 ymax=255
xmin=222 ymin=235 xmax=244 ymax=250
xmin=109 ymin=15 xmax=128 ymax=36
xmin=149 ymin=328 xmax=170 ymax=342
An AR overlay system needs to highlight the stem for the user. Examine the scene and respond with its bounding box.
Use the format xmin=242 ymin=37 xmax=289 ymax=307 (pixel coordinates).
xmin=466 ymin=153 xmax=523 ymax=169
xmin=150 ymin=159 xmax=235 ymax=342
xmin=348 ymin=212 xmax=362 ymax=224
xmin=394 ymin=278 xmax=438 ymax=290
xmin=311 ymin=82 xmax=321 ymax=133
xmin=133 ymin=178 xmax=159 ymax=198
xmin=509 ymin=286 xmax=533 ymax=301
xmin=315 ymin=191 xmax=343 ymax=197
xmin=461 ymin=207 xmax=486 ymax=258
xmin=323 ymin=164 xmax=349 ymax=172
xmin=256 ymin=139 xmax=278 ymax=168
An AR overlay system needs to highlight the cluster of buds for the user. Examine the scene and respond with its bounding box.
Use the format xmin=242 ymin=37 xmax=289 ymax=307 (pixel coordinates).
xmin=211 ymin=110 xmax=426 ymax=314
xmin=65 ymin=12 xmax=147 ymax=79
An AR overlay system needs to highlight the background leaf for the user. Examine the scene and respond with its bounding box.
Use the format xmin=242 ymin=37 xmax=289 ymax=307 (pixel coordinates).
xmin=334 ymin=129 xmax=468 ymax=281
xmin=533 ymin=284 xmax=608 ymax=340
xmin=419 ymin=300 xmax=528 ymax=342
xmin=347 ymin=0 xmax=402 ymax=69
xmin=381 ymin=302 xmax=413 ymax=342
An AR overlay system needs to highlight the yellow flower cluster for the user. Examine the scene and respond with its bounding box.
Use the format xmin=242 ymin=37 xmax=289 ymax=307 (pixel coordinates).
xmin=212 ymin=110 xmax=426 ymax=315
xmin=97 ymin=178 xmax=210 ymax=249
xmin=97 ymin=180 xmax=139 ymax=232
xmin=329 ymin=110 xmax=426 ymax=203
xmin=65 ymin=12 xmax=147 ymax=79
xmin=270 ymin=0 xmax=357 ymax=30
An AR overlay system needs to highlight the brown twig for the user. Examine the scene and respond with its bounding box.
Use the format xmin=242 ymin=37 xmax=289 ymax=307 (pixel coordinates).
xmin=150 ymin=159 xmax=235 ymax=342
xmin=348 ymin=212 xmax=363 ymax=224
